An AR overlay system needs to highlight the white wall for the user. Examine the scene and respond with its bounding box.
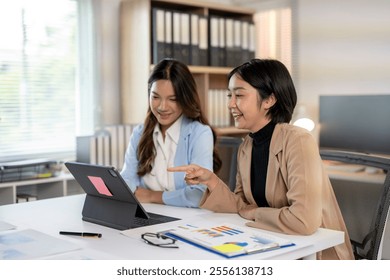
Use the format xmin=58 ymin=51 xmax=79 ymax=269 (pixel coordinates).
xmin=94 ymin=0 xmax=122 ymax=127
xmin=296 ymin=0 xmax=390 ymax=139
xmin=209 ymin=0 xmax=390 ymax=138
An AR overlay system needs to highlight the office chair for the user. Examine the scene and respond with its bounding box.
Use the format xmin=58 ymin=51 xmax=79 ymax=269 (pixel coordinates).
xmin=215 ymin=136 xmax=243 ymax=191
xmin=320 ymin=150 xmax=390 ymax=260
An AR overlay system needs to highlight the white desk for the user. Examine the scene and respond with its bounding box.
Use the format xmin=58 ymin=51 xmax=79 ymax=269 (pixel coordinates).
xmin=0 ymin=194 xmax=344 ymax=260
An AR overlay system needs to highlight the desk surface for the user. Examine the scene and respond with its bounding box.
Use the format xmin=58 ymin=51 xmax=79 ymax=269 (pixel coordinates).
xmin=0 ymin=194 xmax=344 ymax=260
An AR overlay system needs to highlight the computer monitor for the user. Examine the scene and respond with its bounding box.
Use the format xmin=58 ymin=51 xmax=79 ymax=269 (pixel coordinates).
xmin=319 ymin=94 xmax=390 ymax=156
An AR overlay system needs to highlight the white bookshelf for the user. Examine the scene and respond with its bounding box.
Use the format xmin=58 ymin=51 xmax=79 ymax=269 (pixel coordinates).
xmin=0 ymin=173 xmax=83 ymax=206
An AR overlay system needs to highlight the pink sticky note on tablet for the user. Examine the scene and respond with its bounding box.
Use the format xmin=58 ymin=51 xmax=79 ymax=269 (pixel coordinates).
xmin=88 ymin=176 xmax=113 ymax=196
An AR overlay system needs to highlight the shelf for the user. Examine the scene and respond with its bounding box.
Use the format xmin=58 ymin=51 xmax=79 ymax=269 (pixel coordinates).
xmin=152 ymin=0 xmax=255 ymax=15
xmin=151 ymin=64 xmax=233 ymax=74
xmin=0 ymin=172 xmax=83 ymax=206
xmin=189 ymin=66 xmax=233 ymax=74
xmin=216 ymin=126 xmax=249 ymax=136
xmin=120 ymin=0 xmax=257 ymax=133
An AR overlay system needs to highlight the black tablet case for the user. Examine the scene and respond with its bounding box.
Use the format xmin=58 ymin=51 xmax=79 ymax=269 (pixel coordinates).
xmin=65 ymin=162 xmax=151 ymax=230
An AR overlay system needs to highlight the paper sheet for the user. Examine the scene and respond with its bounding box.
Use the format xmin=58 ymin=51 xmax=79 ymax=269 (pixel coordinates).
xmin=0 ymin=229 xmax=80 ymax=260
xmin=0 ymin=221 xmax=16 ymax=232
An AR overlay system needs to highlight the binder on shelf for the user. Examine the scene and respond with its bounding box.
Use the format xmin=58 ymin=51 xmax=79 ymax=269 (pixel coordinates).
xmin=163 ymin=221 xmax=295 ymax=258
xmin=119 ymin=124 xmax=134 ymax=170
xmin=233 ymin=19 xmax=242 ymax=67
xmin=101 ymin=124 xmax=135 ymax=170
xmin=151 ymin=7 xmax=166 ymax=64
xmin=220 ymin=89 xmax=230 ymax=127
xmin=225 ymin=18 xmax=235 ymax=67
xmin=103 ymin=134 xmax=111 ymax=166
xmin=172 ymin=11 xmax=183 ymax=63
xmin=105 ymin=125 xmax=119 ymax=168
xmin=211 ymin=89 xmax=219 ymax=126
xmin=241 ymin=21 xmax=250 ymax=64
xmin=16 ymin=193 xmax=37 ymax=203
xmin=209 ymin=16 xmax=219 ymax=67
xmin=207 ymin=90 xmax=214 ymax=127
xmin=124 ymin=125 xmax=134 ymax=152
xmin=218 ymin=17 xmax=226 ymax=67
xmin=75 ymin=124 xmax=135 ymax=170
xmin=208 ymin=89 xmax=230 ymax=127
xmin=96 ymin=135 xmax=104 ymax=165
xmin=210 ymin=89 xmax=218 ymax=127
xmin=164 ymin=10 xmax=173 ymax=59
xmin=249 ymin=22 xmax=256 ymax=59
xmin=180 ymin=12 xmax=191 ymax=65
xmin=117 ymin=125 xmax=126 ymax=169
xmin=190 ymin=13 xmax=200 ymax=66
xmin=198 ymin=15 xmax=209 ymax=66
xmin=95 ymin=129 xmax=111 ymax=166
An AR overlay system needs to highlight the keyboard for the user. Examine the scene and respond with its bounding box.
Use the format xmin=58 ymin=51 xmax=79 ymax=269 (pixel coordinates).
xmin=132 ymin=212 xmax=180 ymax=228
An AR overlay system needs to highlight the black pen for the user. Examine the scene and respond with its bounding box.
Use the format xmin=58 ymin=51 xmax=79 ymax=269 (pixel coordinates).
xmin=59 ymin=231 xmax=102 ymax=238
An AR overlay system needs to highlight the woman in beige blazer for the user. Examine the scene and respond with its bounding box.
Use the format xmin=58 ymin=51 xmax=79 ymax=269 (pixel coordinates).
xmin=169 ymin=59 xmax=354 ymax=260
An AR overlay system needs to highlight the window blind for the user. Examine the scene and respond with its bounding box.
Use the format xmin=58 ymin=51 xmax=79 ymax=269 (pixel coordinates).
xmin=0 ymin=0 xmax=91 ymax=162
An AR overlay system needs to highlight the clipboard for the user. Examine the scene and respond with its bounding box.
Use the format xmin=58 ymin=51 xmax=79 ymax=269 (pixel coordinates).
xmin=163 ymin=222 xmax=295 ymax=258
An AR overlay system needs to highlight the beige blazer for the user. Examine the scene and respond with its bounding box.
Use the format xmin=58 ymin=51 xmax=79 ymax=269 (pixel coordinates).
xmin=201 ymin=123 xmax=354 ymax=260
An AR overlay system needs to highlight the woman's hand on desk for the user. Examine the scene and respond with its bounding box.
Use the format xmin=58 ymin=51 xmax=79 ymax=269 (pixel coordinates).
xmin=168 ymin=164 xmax=219 ymax=191
xmin=134 ymin=187 xmax=163 ymax=204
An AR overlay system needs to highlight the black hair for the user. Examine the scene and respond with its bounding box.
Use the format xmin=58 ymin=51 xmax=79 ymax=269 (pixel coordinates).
xmin=138 ymin=58 xmax=221 ymax=175
xmin=228 ymin=59 xmax=297 ymax=123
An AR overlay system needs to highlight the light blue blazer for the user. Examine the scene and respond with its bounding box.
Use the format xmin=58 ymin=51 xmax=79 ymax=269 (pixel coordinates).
xmin=120 ymin=116 xmax=214 ymax=208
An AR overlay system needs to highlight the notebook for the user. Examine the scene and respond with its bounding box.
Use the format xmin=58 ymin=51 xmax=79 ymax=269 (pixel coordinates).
xmin=65 ymin=161 xmax=180 ymax=230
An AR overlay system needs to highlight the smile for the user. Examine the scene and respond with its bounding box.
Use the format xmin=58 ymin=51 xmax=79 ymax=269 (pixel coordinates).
xmin=232 ymin=113 xmax=243 ymax=119
xmin=158 ymin=113 xmax=171 ymax=117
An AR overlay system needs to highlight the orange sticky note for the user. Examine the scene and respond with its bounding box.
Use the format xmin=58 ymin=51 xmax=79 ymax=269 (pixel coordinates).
xmin=88 ymin=176 xmax=113 ymax=196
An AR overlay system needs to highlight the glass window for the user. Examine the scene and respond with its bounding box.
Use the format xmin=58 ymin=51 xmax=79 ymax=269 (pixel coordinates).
xmin=0 ymin=0 xmax=95 ymax=162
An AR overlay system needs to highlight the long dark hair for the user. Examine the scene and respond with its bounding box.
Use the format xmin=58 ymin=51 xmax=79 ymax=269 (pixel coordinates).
xmin=137 ymin=58 xmax=221 ymax=176
xmin=228 ymin=59 xmax=297 ymax=123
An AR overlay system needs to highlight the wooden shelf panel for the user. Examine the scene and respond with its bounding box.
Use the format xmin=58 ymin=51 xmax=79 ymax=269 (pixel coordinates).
xmin=216 ymin=126 xmax=249 ymax=136
xmin=152 ymin=0 xmax=255 ymax=15
xmin=150 ymin=65 xmax=233 ymax=75
xmin=189 ymin=66 xmax=232 ymax=74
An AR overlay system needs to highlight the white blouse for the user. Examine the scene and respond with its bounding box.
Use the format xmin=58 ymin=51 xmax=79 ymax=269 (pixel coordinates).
xmin=143 ymin=115 xmax=183 ymax=192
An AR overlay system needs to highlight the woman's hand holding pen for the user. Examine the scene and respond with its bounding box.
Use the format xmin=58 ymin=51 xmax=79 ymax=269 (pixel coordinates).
xmin=167 ymin=164 xmax=220 ymax=191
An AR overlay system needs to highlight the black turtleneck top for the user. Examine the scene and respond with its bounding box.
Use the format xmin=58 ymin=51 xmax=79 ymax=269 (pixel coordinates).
xmin=249 ymin=121 xmax=276 ymax=207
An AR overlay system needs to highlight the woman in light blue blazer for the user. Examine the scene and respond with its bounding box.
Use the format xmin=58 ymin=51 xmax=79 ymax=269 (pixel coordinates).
xmin=121 ymin=59 xmax=221 ymax=208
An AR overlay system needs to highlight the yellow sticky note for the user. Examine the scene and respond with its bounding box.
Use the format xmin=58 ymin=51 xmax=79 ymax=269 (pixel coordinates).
xmin=212 ymin=243 xmax=243 ymax=253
